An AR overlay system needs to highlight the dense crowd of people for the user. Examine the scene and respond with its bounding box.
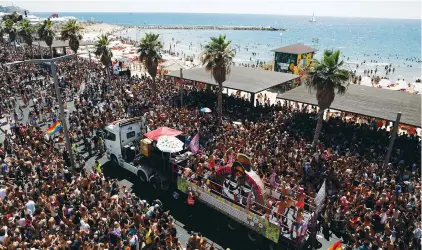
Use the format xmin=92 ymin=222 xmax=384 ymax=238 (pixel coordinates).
xmin=0 ymin=41 xmax=215 ymax=250
xmin=150 ymin=84 xmax=421 ymax=247
xmin=0 ymin=38 xmax=420 ymax=250
xmin=154 ymin=83 xmax=421 ymax=248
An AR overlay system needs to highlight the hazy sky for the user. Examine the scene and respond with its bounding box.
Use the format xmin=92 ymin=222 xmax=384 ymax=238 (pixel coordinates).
xmin=4 ymin=0 xmax=422 ymax=19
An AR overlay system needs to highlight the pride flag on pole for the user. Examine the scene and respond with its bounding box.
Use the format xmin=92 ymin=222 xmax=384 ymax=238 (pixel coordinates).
xmin=47 ymin=121 xmax=62 ymax=135
xmin=189 ymin=134 xmax=200 ymax=153
xmin=328 ymin=240 xmax=342 ymax=250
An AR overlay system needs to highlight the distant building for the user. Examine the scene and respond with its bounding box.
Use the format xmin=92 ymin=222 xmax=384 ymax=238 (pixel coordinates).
xmin=272 ymin=44 xmax=315 ymax=75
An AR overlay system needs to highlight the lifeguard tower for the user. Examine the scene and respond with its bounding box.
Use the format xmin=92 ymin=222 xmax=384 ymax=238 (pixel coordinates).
xmin=272 ymin=44 xmax=315 ymax=75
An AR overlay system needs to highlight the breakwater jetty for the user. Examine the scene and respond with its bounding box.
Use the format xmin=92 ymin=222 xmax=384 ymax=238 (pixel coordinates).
xmin=136 ymin=25 xmax=286 ymax=31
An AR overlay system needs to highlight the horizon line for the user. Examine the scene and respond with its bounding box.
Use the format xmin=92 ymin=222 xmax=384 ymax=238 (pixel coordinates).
xmin=30 ymin=11 xmax=422 ymax=21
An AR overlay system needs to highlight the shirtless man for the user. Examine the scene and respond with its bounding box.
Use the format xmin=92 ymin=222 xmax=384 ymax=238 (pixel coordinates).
xmin=290 ymin=208 xmax=304 ymax=237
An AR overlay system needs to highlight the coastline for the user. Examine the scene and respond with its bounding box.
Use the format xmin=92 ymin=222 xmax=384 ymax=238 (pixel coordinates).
xmin=78 ymin=22 xmax=421 ymax=90
xmin=133 ymin=25 xmax=286 ymax=31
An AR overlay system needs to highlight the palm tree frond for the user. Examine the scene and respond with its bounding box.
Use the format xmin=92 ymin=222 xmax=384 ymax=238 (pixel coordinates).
xmin=60 ymin=19 xmax=83 ymax=53
xmin=200 ymin=34 xmax=235 ymax=120
xmin=137 ymin=32 xmax=163 ymax=77
xmin=305 ymin=49 xmax=350 ymax=109
xmin=94 ymin=34 xmax=113 ymax=66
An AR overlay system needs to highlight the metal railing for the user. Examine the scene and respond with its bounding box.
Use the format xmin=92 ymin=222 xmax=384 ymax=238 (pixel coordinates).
xmin=172 ymin=163 xmax=312 ymax=241
xmin=261 ymin=179 xmax=316 ymax=210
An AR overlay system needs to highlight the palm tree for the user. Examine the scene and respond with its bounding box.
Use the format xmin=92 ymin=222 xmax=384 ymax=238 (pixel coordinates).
xmin=18 ymin=19 xmax=35 ymax=58
xmin=94 ymin=34 xmax=113 ymax=85
xmin=137 ymin=32 xmax=163 ymax=96
xmin=38 ymin=19 xmax=55 ymax=58
xmin=305 ymin=50 xmax=350 ymax=146
xmin=2 ymin=12 xmax=22 ymax=23
xmin=61 ymin=19 xmax=83 ymax=81
xmin=3 ymin=19 xmax=18 ymax=47
xmin=200 ymin=35 xmax=235 ymax=121
xmin=36 ymin=21 xmax=46 ymax=40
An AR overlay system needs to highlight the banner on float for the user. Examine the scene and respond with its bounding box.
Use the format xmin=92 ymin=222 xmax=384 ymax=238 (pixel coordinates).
xmin=177 ymin=177 xmax=280 ymax=243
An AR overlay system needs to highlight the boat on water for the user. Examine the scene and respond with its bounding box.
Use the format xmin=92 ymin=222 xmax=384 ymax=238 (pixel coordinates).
xmin=24 ymin=14 xmax=42 ymax=25
xmin=309 ymin=13 xmax=316 ymax=23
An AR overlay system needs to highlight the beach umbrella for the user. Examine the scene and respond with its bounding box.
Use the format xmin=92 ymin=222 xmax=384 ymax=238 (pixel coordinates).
xmin=378 ymin=79 xmax=391 ymax=88
xmin=389 ymin=80 xmax=408 ymax=91
xmin=412 ymin=83 xmax=422 ymax=93
xmin=156 ymin=135 xmax=184 ymax=153
xmin=396 ymin=80 xmax=409 ymax=90
xmin=396 ymin=79 xmax=407 ymax=85
xmin=360 ymin=76 xmax=372 ymax=87
xmin=200 ymin=107 xmax=212 ymax=113
xmin=124 ymin=53 xmax=137 ymax=58
xmin=112 ymin=50 xmax=123 ymax=56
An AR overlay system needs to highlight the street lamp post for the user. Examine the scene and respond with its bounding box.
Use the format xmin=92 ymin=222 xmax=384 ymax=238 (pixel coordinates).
xmin=50 ymin=62 xmax=76 ymax=169
xmin=38 ymin=40 xmax=43 ymax=59
xmin=180 ymin=68 xmax=183 ymax=107
xmin=383 ymin=112 xmax=402 ymax=167
xmin=6 ymin=54 xmax=83 ymax=169
xmin=88 ymin=49 xmax=92 ymax=64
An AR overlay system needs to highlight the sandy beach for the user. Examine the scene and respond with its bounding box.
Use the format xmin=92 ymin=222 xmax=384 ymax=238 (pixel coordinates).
xmin=79 ymin=22 xmax=422 ymax=95
xmin=80 ymin=22 xmax=125 ymax=42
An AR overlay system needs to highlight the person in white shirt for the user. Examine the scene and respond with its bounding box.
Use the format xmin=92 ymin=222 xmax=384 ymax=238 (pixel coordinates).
xmin=0 ymin=226 xmax=8 ymax=243
xmin=128 ymin=233 xmax=139 ymax=249
xmin=80 ymin=219 xmax=90 ymax=233
xmin=25 ymin=199 xmax=36 ymax=216
xmin=414 ymin=226 xmax=421 ymax=237
xmin=17 ymin=214 xmax=26 ymax=227
xmin=0 ymin=186 xmax=6 ymax=200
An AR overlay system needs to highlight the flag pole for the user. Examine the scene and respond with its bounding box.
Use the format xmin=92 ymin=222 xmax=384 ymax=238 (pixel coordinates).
xmin=51 ymin=62 xmax=76 ymax=169
xmin=311 ymin=180 xmax=326 ymax=249
xmin=180 ymin=68 xmax=184 ymax=107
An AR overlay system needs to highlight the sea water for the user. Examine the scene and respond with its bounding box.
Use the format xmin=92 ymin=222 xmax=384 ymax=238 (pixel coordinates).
xmin=36 ymin=12 xmax=421 ymax=80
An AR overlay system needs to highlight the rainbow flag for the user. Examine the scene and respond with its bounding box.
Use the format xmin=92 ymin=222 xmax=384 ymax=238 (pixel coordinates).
xmin=328 ymin=240 xmax=342 ymax=250
xmin=47 ymin=121 xmax=62 ymax=135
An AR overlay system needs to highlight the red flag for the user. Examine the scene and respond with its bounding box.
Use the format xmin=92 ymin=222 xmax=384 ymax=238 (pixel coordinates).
xmin=189 ymin=134 xmax=199 ymax=153
xmin=328 ymin=240 xmax=342 ymax=250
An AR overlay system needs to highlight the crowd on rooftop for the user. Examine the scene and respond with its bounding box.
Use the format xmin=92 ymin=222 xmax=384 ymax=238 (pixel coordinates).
xmin=0 ymin=36 xmax=421 ymax=250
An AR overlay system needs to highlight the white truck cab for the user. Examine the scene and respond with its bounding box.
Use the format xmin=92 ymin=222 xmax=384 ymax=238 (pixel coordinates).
xmin=104 ymin=117 xmax=169 ymax=191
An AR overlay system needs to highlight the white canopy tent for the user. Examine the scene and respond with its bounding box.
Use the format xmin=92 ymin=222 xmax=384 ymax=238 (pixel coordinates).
xmin=360 ymin=76 xmax=373 ymax=87
xmin=377 ymin=79 xmax=392 ymax=88
xmin=388 ymin=80 xmax=409 ymax=91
